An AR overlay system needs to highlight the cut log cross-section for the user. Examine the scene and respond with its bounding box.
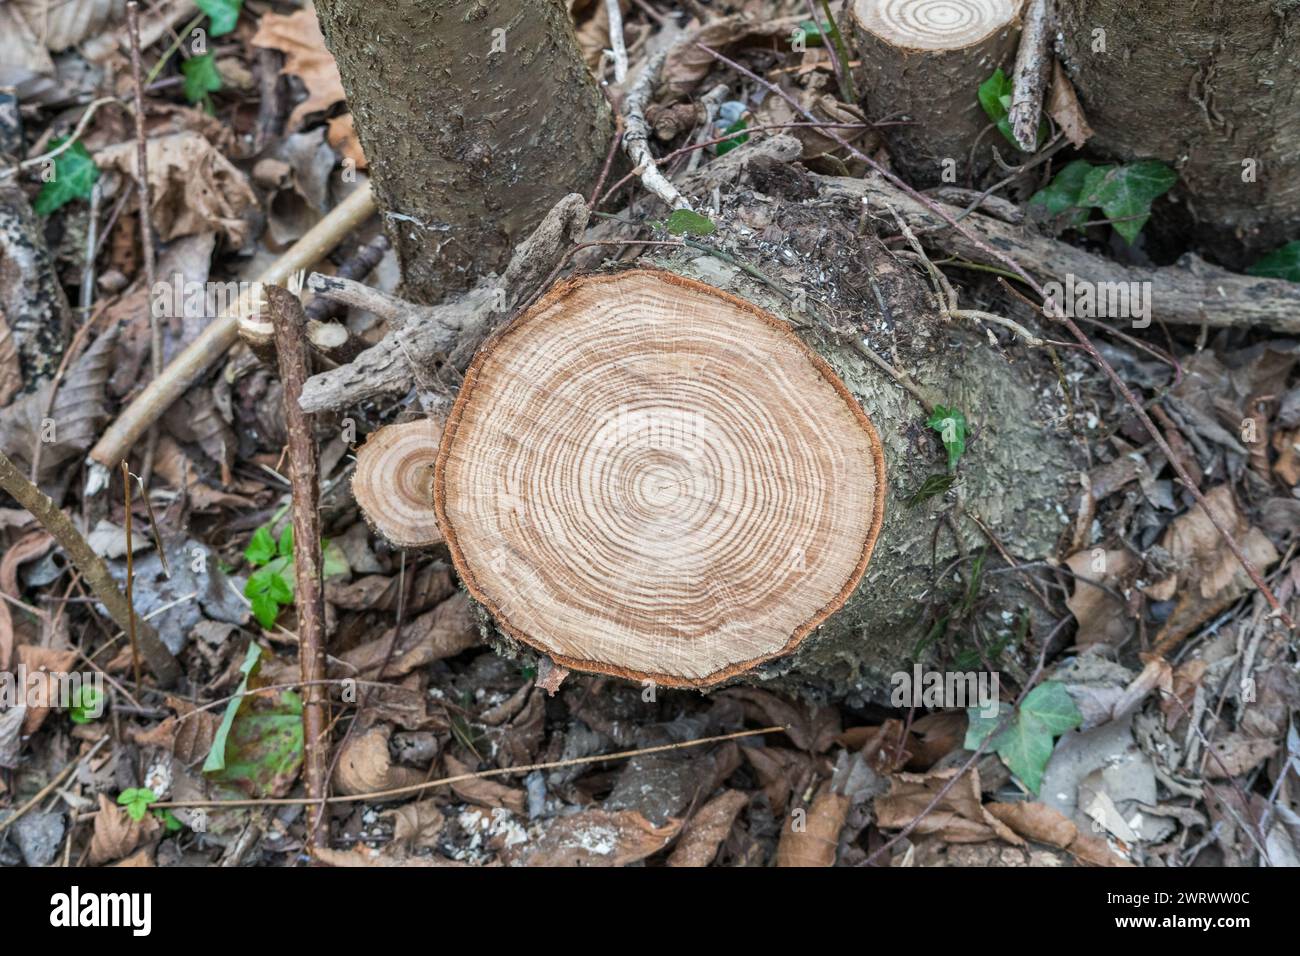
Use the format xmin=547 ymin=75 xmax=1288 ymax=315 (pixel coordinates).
xmin=850 ymin=0 xmax=1025 ymax=184
xmin=353 ymin=417 xmax=445 ymax=549
xmin=434 ymin=270 xmax=887 ymax=688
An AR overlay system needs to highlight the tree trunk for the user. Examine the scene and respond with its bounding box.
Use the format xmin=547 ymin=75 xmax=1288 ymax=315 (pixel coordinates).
xmin=1058 ymin=0 xmax=1300 ymax=265
xmin=314 ymin=0 xmax=613 ymax=302
xmin=423 ymin=153 xmax=1079 ymax=702
xmin=850 ymin=0 xmax=1026 ymax=186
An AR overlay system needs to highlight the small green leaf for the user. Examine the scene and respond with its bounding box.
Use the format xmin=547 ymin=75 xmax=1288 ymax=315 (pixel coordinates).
xmin=117 ymin=788 xmax=156 ymax=822
xmin=245 ymin=526 xmax=276 ymax=566
xmin=267 ymin=572 xmax=293 ymax=605
xmin=196 ymin=0 xmax=242 ymax=36
xmin=665 ymin=209 xmax=716 ymax=236
xmin=154 ymin=808 xmax=184 ymax=832
xmin=68 ymin=684 xmax=104 ymax=724
xmin=203 ymin=643 xmax=262 ymax=773
xmin=181 ymin=53 xmax=223 ymax=106
xmin=926 ymin=405 xmax=967 ymax=471
xmin=249 ymin=592 xmax=279 ymax=629
xmin=1079 ymin=160 xmax=1177 ymax=244
xmin=715 ymin=118 xmax=749 ymax=157
xmin=977 ymin=68 xmax=1046 ymax=150
xmin=905 ymin=473 xmax=956 ymax=508
xmin=33 ymin=139 xmax=100 ymax=216
xmin=1027 ymin=159 xmax=1097 ymax=228
xmin=1247 ymin=241 xmax=1300 ymax=282
xmin=965 ymin=681 xmax=1082 ymax=794
xmin=793 ymin=19 xmax=826 ymax=45
xmin=277 ymin=525 xmax=295 ymax=557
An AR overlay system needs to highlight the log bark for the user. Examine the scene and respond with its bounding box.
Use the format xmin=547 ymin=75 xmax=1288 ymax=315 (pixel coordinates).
xmin=850 ymin=0 xmax=1026 ymax=186
xmin=313 ymin=0 xmax=613 ymax=302
xmin=1057 ymin=0 xmax=1300 ymax=264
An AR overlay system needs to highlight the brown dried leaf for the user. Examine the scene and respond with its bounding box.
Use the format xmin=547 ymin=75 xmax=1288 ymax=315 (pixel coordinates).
xmin=89 ymin=792 xmax=158 ymax=865
xmin=874 ymin=767 xmax=1024 ymax=845
xmin=662 ymin=15 xmax=797 ymax=97
xmin=315 ymin=843 xmax=466 ymax=867
xmin=510 ymin=808 xmax=680 ymax=867
xmin=16 ymin=645 xmax=78 ymax=735
xmin=985 ymin=800 xmax=1131 ymax=866
xmin=336 ymin=592 xmax=479 ymax=679
xmin=443 ymin=752 xmax=527 ymax=814
xmin=720 ymin=687 xmax=840 ymax=752
xmin=252 ymin=9 xmax=347 ymax=130
xmin=326 ymin=564 xmax=455 ymax=614
xmin=95 ymin=133 xmax=258 ymax=245
xmin=332 ymin=724 xmax=425 ymax=799
xmin=775 ymin=781 xmax=849 ymax=867
xmin=1065 ymin=548 xmax=1137 ymax=648
xmin=1046 ymin=59 xmax=1093 ymax=148
xmin=383 ymin=799 xmax=445 ymax=848
xmin=667 ymin=789 xmax=750 ymax=867
xmin=326 ymin=113 xmax=367 ymax=169
xmin=1204 ymin=733 xmax=1278 ymax=779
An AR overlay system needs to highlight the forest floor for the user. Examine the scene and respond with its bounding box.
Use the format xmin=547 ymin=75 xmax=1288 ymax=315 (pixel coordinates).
xmin=0 ymin=0 xmax=1297 ymax=868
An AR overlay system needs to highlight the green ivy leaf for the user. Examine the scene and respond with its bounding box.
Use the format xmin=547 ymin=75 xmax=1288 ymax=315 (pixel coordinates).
xmin=116 ymin=788 xmax=156 ymax=822
xmin=665 ymin=209 xmax=716 ymax=236
xmin=926 ymin=405 xmax=967 ymax=471
xmin=965 ymin=681 xmax=1082 ymax=794
xmin=196 ymin=0 xmax=242 ymax=36
xmin=715 ymin=118 xmax=749 ymax=157
xmin=245 ymin=526 xmax=276 ymax=566
xmin=977 ymin=69 xmax=1044 ymax=150
xmin=202 ymin=645 xmax=303 ymax=799
xmin=1079 ymin=160 xmax=1178 ymax=244
xmin=181 ymin=52 xmax=223 ymax=106
xmin=1247 ymin=241 xmax=1300 ymax=282
xmin=1027 ymin=159 xmax=1097 ymax=227
xmin=32 ymin=139 xmax=100 ymax=216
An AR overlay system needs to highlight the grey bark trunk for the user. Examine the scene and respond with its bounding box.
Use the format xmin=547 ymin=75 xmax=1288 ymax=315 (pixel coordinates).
xmin=1057 ymin=0 xmax=1300 ymax=265
xmin=314 ymin=0 xmax=613 ymax=302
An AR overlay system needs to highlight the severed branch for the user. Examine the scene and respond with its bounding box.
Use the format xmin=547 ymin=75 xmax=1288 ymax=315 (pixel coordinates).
xmin=266 ymin=283 xmax=329 ymax=850
xmin=1008 ymin=0 xmax=1052 ymax=153
xmin=622 ymin=46 xmax=691 ymax=211
xmin=0 ymin=449 xmax=180 ymax=685
xmin=86 ymin=182 xmax=376 ymax=493
xmin=298 ymin=192 xmax=590 ymax=414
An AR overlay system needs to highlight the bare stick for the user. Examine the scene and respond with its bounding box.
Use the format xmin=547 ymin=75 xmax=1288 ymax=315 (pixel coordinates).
xmin=121 ymin=461 xmax=142 ymax=690
xmin=696 ymin=42 xmax=1295 ymax=632
xmin=268 ymin=283 xmax=329 ymax=850
xmin=605 ymin=0 xmax=629 ymax=84
xmin=86 ymin=181 xmax=376 ymax=492
xmin=623 ymin=47 xmax=691 ymax=210
xmin=1008 ymin=0 xmax=1052 ymax=153
xmin=0 ymin=449 xmax=180 ymax=685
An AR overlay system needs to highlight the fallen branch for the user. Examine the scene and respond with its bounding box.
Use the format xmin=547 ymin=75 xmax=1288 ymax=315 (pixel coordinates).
xmin=298 ymin=192 xmax=590 ymax=413
xmin=0 ymin=449 xmax=180 ymax=685
xmin=1008 ymin=0 xmax=1052 ymax=153
xmin=622 ymin=45 xmax=691 ymax=211
xmin=85 ymin=182 xmax=376 ymax=493
xmin=267 ymin=283 xmax=329 ymax=850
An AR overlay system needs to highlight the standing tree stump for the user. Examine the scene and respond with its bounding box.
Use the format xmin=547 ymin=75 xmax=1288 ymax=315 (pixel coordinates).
xmin=850 ymin=0 xmax=1025 ymax=185
xmin=434 ymin=270 xmax=887 ymax=688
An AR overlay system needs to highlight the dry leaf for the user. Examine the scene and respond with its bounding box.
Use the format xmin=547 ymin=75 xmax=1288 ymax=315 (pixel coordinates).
xmin=112 ymin=848 xmax=156 ymax=867
xmin=986 ymin=800 xmax=1132 ymax=866
xmin=1046 ymin=59 xmax=1093 ymax=148
xmin=509 ymin=808 xmax=680 ymax=867
xmin=667 ymin=789 xmax=749 ymax=867
xmin=1065 ymin=548 xmax=1137 ymax=648
xmin=315 ymin=843 xmax=466 ymax=866
xmin=326 ymin=564 xmax=455 ymax=614
xmin=332 ymin=724 xmax=425 ymax=798
xmin=89 ymin=792 xmax=158 ymax=865
xmin=95 ymin=133 xmax=258 ymax=245
xmin=721 ymin=687 xmax=840 ymax=752
xmin=327 ymin=113 xmax=367 ymax=169
xmin=776 ymin=782 xmax=849 ymax=866
xmin=383 ymin=799 xmax=445 ymax=848
xmin=662 ymin=15 xmax=797 ymax=96
xmin=16 ymin=645 xmax=78 ymax=735
xmin=336 ymin=592 xmax=479 ymax=678
xmin=252 ymin=8 xmax=347 ymax=130
xmin=1204 ymin=733 xmax=1278 ymax=779
xmin=443 ymin=752 xmax=527 ymax=814
xmin=875 ymin=767 xmax=1024 ymax=845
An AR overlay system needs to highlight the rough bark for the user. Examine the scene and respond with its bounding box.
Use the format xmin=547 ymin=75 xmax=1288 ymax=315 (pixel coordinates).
xmin=0 ymin=179 xmax=72 ymax=393
xmin=1058 ymin=0 xmax=1300 ymax=264
xmin=314 ymin=0 xmax=613 ymax=302
xmin=850 ymin=0 xmax=1025 ymax=186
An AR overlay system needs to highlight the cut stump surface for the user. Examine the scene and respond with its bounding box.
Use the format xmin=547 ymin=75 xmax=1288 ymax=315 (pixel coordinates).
xmin=434 ymin=270 xmax=886 ymax=687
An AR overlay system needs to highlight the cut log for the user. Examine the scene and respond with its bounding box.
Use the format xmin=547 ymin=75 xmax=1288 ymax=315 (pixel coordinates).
xmin=353 ymin=417 xmax=445 ymax=549
xmin=1057 ymin=0 xmax=1300 ymax=264
xmin=434 ymin=270 xmax=887 ymax=688
xmin=850 ymin=0 xmax=1025 ymax=185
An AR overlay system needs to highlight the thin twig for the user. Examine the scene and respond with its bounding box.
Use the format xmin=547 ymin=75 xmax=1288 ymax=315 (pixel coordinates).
xmin=605 ymin=0 xmax=629 ymax=84
xmin=121 ymin=461 xmax=142 ymax=690
xmin=149 ymin=726 xmax=784 ymax=809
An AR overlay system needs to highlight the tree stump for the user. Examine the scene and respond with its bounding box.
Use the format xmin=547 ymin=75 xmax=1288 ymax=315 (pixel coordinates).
xmin=849 ymin=0 xmax=1025 ymax=185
